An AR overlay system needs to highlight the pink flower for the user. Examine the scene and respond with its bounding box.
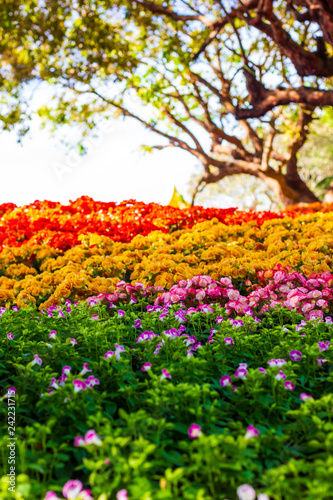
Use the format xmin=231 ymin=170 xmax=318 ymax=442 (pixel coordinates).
xmin=90 ymin=314 xmax=99 ymax=321
xmin=195 ymin=290 xmax=205 ymax=301
xmin=62 ymin=479 xmax=83 ymax=499
xmin=49 ymin=331 xmax=57 ymax=339
xmin=268 ymin=359 xmax=286 ymax=368
xmin=224 ymin=337 xmax=234 ymax=345
xmin=31 ymin=354 xmax=42 ymax=366
xmin=118 ymin=310 xmax=125 ymax=318
xmin=141 ymin=362 xmax=152 ymax=372
xmin=115 ymin=344 xmax=125 ymax=360
xmin=215 ymin=316 xmax=223 ymax=324
xmin=104 ymin=351 xmax=115 ymax=360
xmin=316 ymin=357 xmax=327 ymax=366
xmin=188 ymin=423 xmax=202 ymax=438
xmin=237 ymin=484 xmax=256 ymax=500
xmin=275 ymin=370 xmax=286 ymax=381
xmin=160 ymin=368 xmax=171 ymax=380
xmin=289 ymin=350 xmax=302 ymax=361
xmin=84 ymin=429 xmax=102 ymax=446
xmin=134 ymin=319 xmax=142 ymax=328
xmin=70 ymin=338 xmax=77 ymax=346
xmin=74 ymin=436 xmax=85 ymax=447
xmin=58 ymin=374 xmax=67 ymax=387
xmin=318 ymin=341 xmax=330 ymax=352
xmin=7 ymin=333 xmax=14 ymax=340
xmin=44 ymin=493 xmax=59 ymax=500
xmin=62 ymin=366 xmax=71 ymax=375
xmin=220 ymin=375 xmax=232 ymax=387
xmin=116 ymin=490 xmax=128 ymax=500
xmin=220 ymin=277 xmax=232 ymax=287
xmin=257 ymin=495 xmax=270 ymax=500
xmin=80 ymin=363 xmax=93 ymax=375
xmin=284 ymin=380 xmax=295 ymax=391
xmin=245 ymin=425 xmax=260 ymax=439
xmin=300 ymin=393 xmax=313 ymax=401
xmin=234 ymin=368 xmax=247 ymax=379
xmin=258 ymin=367 xmax=267 ymax=375
xmin=85 ymin=376 xmax=100 ymax=387
xmin=73 ymin=380 xmax=86 ymax=393
xmin=49 ymin=378 xmax=59 ymax=390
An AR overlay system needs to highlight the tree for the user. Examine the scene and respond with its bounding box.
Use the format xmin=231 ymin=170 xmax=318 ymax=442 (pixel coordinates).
xmin=1 ymin=0 xmax=333 ymax=206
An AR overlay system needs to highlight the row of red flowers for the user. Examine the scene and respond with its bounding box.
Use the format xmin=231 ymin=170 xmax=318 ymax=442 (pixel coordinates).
xmin=1 ymin=196 xmax=333 ymax=251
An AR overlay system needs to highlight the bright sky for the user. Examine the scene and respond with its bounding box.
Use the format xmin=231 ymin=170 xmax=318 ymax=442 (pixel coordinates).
xmin=0 ymin=115 xmax=200 ymax=207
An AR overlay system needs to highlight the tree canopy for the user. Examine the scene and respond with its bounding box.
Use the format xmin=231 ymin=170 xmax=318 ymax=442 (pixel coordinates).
xmin=1 ymin=0 xmax=333 ymax=206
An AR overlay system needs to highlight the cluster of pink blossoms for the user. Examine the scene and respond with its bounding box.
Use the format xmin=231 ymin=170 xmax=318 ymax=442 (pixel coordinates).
xmin=40 ymin=363 xmax=100 ymax=398
xmin=154 ymin=270 xmax=333 ymax=320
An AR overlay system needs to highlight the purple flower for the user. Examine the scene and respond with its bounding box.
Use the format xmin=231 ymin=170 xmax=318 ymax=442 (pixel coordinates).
xmin=289 ymin=350 xmax=302 ymax=361
xmin=224 ymin=337 xmax=234 ymax=345
xmin=188 ymin=423 xmax=202 ymax=439
xmin=70 ymin=338 xmax=77 ymax=346
xmin=268 ymin=358 xmax=286 ymax=368
xmin=220 ymin=375 xmax=232 ymax=387
xmin=80 ymin=363 xmax=93 ymax=376
xmin=137 ymin=331 xmax=158 ymax=342
xmin=116 ymin=490 xmax=128 ymax=500
xmin=62 ymin=366 xmax=71 ymax=375
xmin=31 ymin=354 xmax=42 ymax=366
xmin=84 ymin=376 xmax=99 ymax=388
xmin=160 ymin=368 xmax=171 ymax=380
xmin=44 ymin=493 xmax=59 ymax=500
xmin=7 ymin=333 xmax=14 ymax=340
xmin=74 ymin=436 xmax=85 ymax=447
xmin=12 ymin=306 xmax=19 ymax=312
xmin=73 ymin=380 xmax=86 ymax=393
xmin=300 ymin=393 xmax=313 ymax=401
xmin=237 ymin=484 xmax=256 ymax=500
xmin=133 ymin=319 xmax=142 ymax=328
xmin=118 ymin=310 xmax=125 ymax=318
xmin=104 ymin=351 xmax=115 ymax=360
xmin=245 ymin=425 xmax=260 ymax=439
xmin=284 ymin=380 xmax=295 ymax=391
xmin=275 ymin=370 xmax=286 ymax=381
xmin=49 ymin=331 xmax=57 ymax=339
xmin=115 ymin=344 xmax=125 ymax=360
xmin=316 ymin=357 xmax=327 ymax=366
xmin=318 ymin=341 xmax=330 ymax=352
xmin=234 ymin=367 xmax=247 ymax=380
xmin=141 ymin=362 xmax=152 ymax=372
xmin=62 ymin=479 xmax=83 ymax=499
xmin=258 ymin=367 xmax=267 ymax=375
xmin=84 ymin=429 xmax=102 ymax=446
xmin=215 ymin=316 xmax=223 ymax=324
xmin=49 ymin=378 xmax=59 ymax=390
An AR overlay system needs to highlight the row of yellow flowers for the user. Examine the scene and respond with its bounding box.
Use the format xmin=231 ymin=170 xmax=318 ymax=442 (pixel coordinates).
xmin=1 ymin=211 xmax=333 ymax=309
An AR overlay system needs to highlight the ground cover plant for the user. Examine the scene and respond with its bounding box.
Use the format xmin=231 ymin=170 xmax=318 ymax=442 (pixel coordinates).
xmin=2 ymin=200 xmax=333 ymax=500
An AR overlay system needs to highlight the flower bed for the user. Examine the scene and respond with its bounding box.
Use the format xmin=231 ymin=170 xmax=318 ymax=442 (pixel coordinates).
xmin=1 ymin=200 xmax=333 ymax=500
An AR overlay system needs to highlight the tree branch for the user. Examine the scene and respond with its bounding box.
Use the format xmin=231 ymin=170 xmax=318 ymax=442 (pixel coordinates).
xmin=236 ymin=86 xmax=333 ymax=119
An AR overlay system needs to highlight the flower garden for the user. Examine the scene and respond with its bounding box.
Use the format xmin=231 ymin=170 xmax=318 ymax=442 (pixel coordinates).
xmin=2 ymin=197 xmax=333 ymax=500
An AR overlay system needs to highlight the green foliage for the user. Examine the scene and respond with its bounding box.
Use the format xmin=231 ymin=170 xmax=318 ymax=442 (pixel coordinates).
xmin=1 ymin=300 xmax=333 ymax=499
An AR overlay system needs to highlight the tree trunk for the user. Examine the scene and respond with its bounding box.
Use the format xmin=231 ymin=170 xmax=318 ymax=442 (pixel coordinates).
xmin=258 ymin=168 xmax=319 ymax=207
xmin=324 ymin=180 xmax=333 ymax=203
